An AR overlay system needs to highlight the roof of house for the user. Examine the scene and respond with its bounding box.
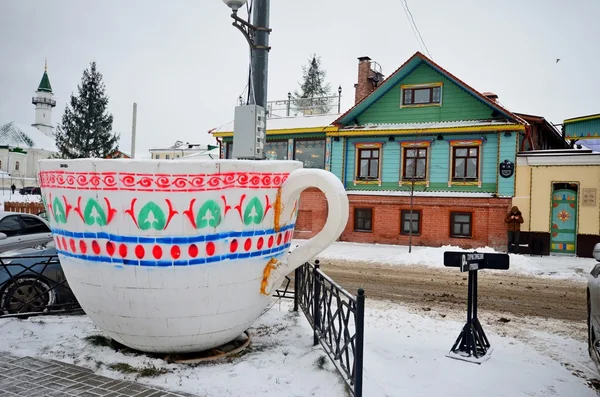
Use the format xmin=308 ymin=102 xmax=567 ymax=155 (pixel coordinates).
xmin=514 ymin=112 xmax=565 ymax=144
xmin=210 ymin=113 xmax=340 ymax=134
xmin=564 ymin=113 xmax=600 ymax=124
xmin=333 ymin=51 xmax=524 ymax=127
xmin=37 ymin=71 xmax=52 ymax=93
xmin=0 ymin=122 xmax=57 ymax=151
xmin=105 ymin=150 xmax=131 ymax=159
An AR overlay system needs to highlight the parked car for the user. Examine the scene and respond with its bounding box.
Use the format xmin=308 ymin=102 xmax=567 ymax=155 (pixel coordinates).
xmin=19 ymin=186 xmax=41 ymax=195
xmin=587 ymin=243 xmax=600 ymax=372
xmin=0 ymin=242 xmax=76 ymax=315
xmin=0 ymin=212 xmax=53 ymax=254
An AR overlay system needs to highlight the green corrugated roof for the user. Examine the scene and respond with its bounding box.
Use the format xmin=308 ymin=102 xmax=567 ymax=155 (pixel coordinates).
xmin=37 ymin=71 xmax=52 ymax=93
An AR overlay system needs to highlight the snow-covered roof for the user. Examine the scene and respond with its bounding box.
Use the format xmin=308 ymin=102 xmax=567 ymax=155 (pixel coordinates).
xmin=0 ymin=122 xmax=57 ymax=151
xmin=182 ymin=148 xmax=219 ymax=159
xmin=340 ymin=119 xmax=521 ymax=132
xmin=212 ymin=114 xmax=340 ymax=133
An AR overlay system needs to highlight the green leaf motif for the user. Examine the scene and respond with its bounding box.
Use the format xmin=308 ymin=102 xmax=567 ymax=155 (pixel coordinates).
xmin=83 ymin=199 xmax=107 ymax=226
xmin=243 ymin=197 xmax=264 ymax=225
xmin=138 ymin=202 xmax=166 ymax=231
xmin=196 ymin=200 xmax=221 ymax=229
xmin=52 ymin=197 xmax=67 ymax=224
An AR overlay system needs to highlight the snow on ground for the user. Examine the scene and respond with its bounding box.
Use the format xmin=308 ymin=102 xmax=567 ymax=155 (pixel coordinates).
xmin=0 ymin=299 xmax=597 ymax=396
xmin=0 ymin=191 xmax=41 ymax=206
xmin=305 ymin=240 xmax=598 ymax=282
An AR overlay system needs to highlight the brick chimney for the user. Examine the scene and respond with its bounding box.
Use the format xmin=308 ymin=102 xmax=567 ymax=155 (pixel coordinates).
xmin=354 ymin=56 xmax=384 ymax=105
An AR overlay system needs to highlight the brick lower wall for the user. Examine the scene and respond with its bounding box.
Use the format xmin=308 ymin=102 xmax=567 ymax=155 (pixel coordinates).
xmin=293 ymin=188 xmax=328 ymax=239
xmin=294 ymin=190 xmax=512 ymax=251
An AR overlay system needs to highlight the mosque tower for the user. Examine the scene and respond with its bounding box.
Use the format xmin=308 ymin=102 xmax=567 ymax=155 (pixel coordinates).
xmin=31 ymin=59 xmax=56 ymax=137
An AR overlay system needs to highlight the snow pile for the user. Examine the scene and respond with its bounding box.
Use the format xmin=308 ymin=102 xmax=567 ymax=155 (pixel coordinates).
xmin=306 ymin=241 xmax=598 ymax=281
xmin=0 ymin=299 xmax=597 ymax=396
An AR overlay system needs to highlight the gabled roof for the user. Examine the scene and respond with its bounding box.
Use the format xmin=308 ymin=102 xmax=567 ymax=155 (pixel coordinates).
xmin=333 ymin=51 xmax=524 ymax=127
xmin=0 ymin=122 xmax=57 ymax=151
xmin=37 ymin=71 xmax=52 ymax=93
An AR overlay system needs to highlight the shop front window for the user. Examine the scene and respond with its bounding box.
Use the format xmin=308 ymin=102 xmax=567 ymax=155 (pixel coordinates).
xmin=264 ymin=140 xmax=288 ymax=160
xmin=294 ymin=139 xmax=325 ymax=169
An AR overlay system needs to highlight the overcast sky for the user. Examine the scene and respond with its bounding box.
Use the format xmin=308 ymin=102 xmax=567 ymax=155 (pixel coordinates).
xmin=0 ymin=0 xmax=598 ymax=158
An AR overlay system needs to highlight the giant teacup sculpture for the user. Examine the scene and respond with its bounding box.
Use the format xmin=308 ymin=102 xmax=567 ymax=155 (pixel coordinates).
xmin=38 ymin=159 xmax=348 ymax=353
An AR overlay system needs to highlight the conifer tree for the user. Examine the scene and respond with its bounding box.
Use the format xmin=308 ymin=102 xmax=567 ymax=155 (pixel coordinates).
xmin=293 ymin=55 xmax=332 ymax=115
xmin=55 ymin=62 xmax=119 ymax=158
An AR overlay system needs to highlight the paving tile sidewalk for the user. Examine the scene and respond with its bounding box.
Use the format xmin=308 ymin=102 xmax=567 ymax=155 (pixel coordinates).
xmin=0 ymin=351 xmax=197 ymax=397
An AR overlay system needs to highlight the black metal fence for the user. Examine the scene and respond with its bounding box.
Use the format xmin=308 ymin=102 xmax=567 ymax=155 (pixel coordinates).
xmin=0 ymin=254 xmax=82 ymax=318
xmin=276 ymin=261 xmax=365 ymax=397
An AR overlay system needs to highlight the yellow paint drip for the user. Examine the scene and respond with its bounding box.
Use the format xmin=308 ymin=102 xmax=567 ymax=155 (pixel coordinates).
xmin=273 ymin=188 xmax=282 ymax=232
xmin=260 ymin=258 xmax=280 ymax=296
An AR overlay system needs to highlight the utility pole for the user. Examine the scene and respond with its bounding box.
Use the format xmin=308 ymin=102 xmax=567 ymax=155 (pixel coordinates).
xmin=250 ymin=0 xmax=270 ymax=109
xmin=224 ymin=0 xmax=271 ymax=160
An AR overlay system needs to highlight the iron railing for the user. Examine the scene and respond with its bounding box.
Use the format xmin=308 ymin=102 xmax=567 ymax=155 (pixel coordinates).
xmin=275 ymin=261 xmax=365 ymax=397
xmin=0 ymin=254 xmax=82 ymax=318
xmin=266 ymin=95 xmax=342 ymax=118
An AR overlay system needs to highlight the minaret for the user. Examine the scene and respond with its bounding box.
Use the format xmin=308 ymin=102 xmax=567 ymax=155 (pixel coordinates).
xmin=31 ymin=59 xmax=56 ymax=137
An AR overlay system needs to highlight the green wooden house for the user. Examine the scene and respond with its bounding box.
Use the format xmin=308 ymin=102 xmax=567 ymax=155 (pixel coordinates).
xmin=211 ymin=52 xmax=539 ymax=250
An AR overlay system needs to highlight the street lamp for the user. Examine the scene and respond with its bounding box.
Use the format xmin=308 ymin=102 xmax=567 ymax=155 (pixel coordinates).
xmin=222 ymin=0 xmax=271 ymax=160
xmin=222 ymin=0 xmax=247 ymax=11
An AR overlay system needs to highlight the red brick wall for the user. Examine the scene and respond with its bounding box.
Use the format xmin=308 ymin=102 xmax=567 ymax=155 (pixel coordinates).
xmin=293 ymin=188 xmax=327 ymax=239
xmin=294 ymin=190 xmax=511 ymax=251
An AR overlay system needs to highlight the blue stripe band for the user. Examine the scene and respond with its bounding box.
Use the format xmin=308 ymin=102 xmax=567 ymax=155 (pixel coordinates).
xmin=50 ymin=223 xmax=296 ymax=244
xmin=56 ymin=242 xmax=292 ymax=267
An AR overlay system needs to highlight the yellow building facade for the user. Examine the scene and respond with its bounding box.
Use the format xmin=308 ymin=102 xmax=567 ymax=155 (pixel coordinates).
xmin=514 ymin=151 xmax=600 ymax=257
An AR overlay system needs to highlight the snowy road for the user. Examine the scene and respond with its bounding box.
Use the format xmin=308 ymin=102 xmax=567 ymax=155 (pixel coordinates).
xmin=316 ymin=259 xmax=587 ymax=324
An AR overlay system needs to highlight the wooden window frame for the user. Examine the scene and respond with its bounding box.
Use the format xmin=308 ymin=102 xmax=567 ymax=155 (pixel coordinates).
xmin=402 ymin=146 xmax=428 ymax=181
xmin=357 ymin=148 xmax=380 ymax=180
xmin=353 ymin=142 xmax=383 ymax=186
xmin=450 ymin=212 xmax=472 ymax=238
xmin=447 ymin=139 xmax=484 ymax=187
xmin=400 ymin=210 xmax=421 ymax=236
xmin=353 ymin=207 xmax=373 ymax=232
xmin=451 ymin=146 xmax=479 ymax=181
xmin=400 ymin=83 xmax=443 ymax=108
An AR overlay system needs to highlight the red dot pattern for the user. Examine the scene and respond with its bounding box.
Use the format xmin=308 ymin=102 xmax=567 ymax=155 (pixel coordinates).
xmin=206 ymin=242 xmax=215 ymax=256
xmin=106 ymin=242 xmax=115 ymax=256
xmin=92 ymin=241 xmax=100 ymax=255
xmin=171 ymin=245 xmax=181 ymax=259
xmin=189 ymin=244 xmax=198 ymax=258
xmin=135 ymin=245 xmax=145 ymax=259
xmin=54 ymin=230 xmax=293 ymax=261
xmin=153 ymin=245 xmax=162 ymax=259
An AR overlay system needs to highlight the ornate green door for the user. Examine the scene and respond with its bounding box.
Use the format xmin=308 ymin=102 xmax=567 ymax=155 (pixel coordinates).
xmin=550 ymin=186 xmax=578 ymax=255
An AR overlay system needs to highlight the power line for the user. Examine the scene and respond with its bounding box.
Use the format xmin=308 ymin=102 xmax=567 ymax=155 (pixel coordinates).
xmin=401 ymin=0 xmax=433 ymax=59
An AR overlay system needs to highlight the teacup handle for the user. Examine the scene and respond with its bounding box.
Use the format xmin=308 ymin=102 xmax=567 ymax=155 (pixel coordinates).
xmin=276 ymin=168 xmax=349 ymax=278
